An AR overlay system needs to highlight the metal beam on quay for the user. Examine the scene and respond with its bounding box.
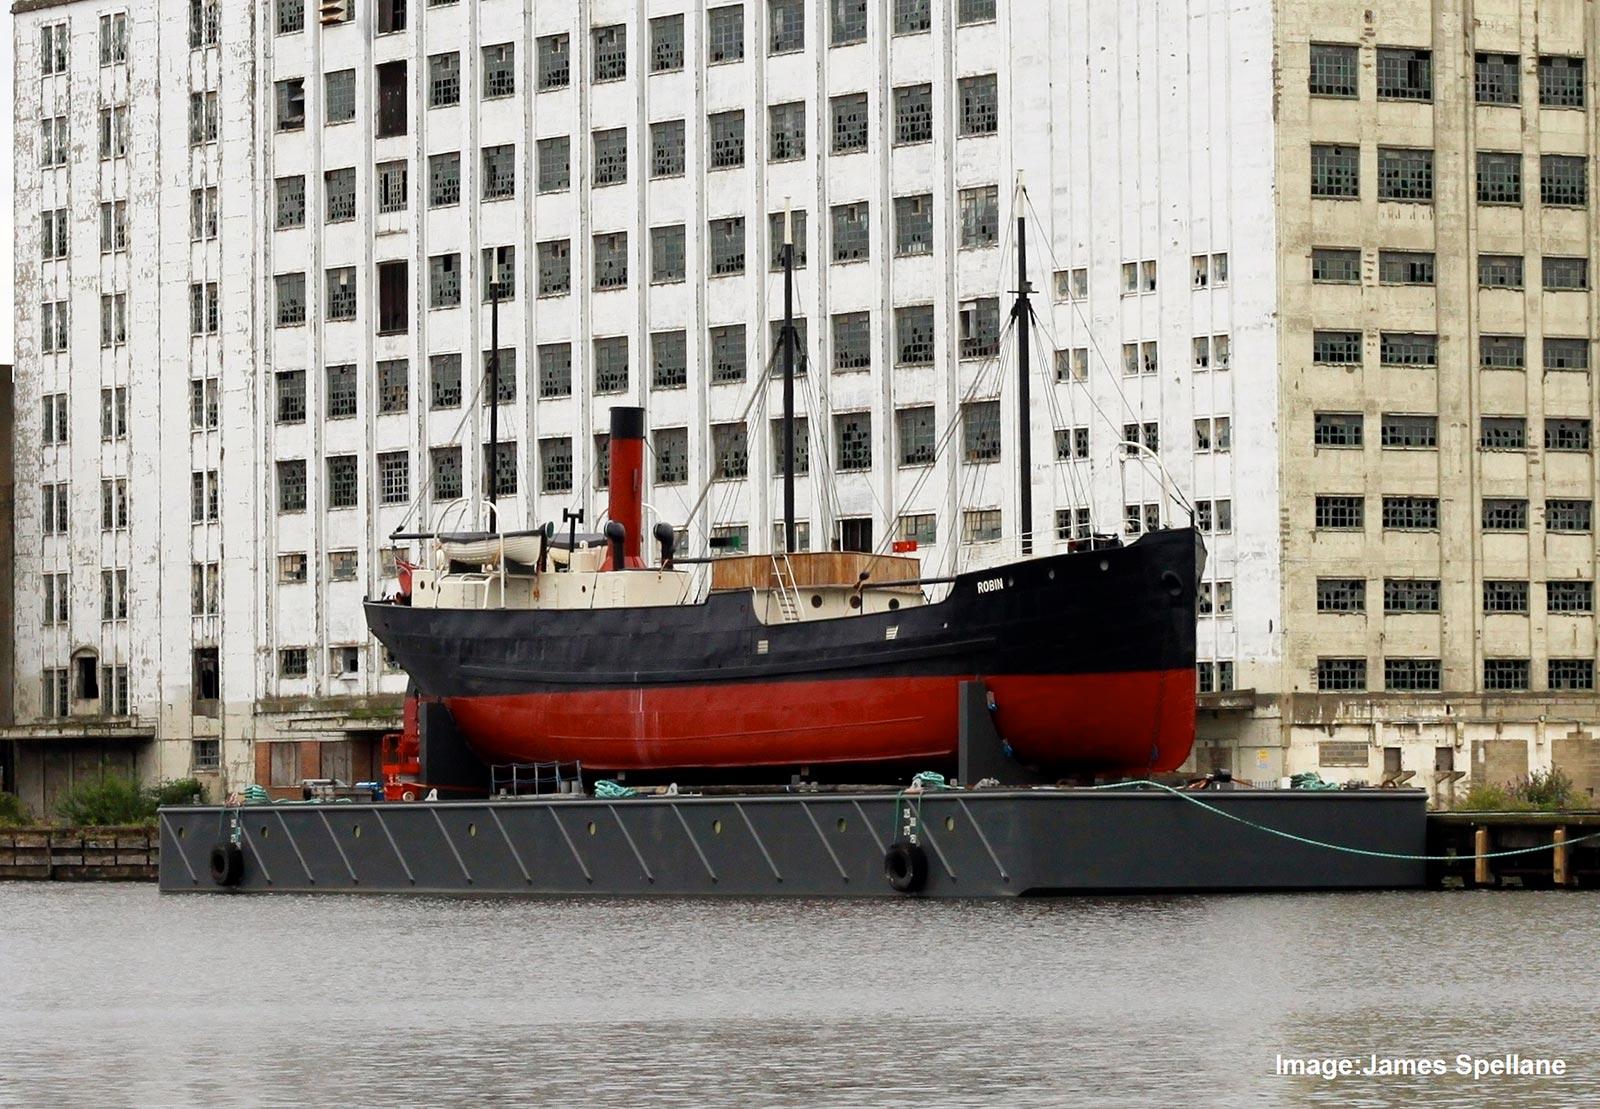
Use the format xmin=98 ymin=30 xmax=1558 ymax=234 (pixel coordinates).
xmin=158 ymin=788 xmax=1427 ymax=897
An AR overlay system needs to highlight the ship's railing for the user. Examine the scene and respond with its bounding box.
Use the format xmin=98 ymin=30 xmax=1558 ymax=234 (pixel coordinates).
xmin=492 ymin=761 xmax=584 ymax=797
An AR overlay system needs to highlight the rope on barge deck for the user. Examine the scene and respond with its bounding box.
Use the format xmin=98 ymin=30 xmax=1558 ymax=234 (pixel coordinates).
xmin=1088 ymin=779 xmax=1600 ymax=863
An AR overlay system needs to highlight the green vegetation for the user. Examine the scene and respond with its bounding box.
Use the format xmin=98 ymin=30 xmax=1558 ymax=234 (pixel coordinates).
xmin=1459 ymin=768 xmax=1583 ymax=813
xmin=0 ymin=792 xmax=32 ymax=827
xmin=52 ymin=776 xmax=206 ymax=827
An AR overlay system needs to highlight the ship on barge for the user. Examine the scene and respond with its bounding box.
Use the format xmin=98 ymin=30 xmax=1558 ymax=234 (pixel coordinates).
xmin=366 ymin=190 xmax=1202 ymax=779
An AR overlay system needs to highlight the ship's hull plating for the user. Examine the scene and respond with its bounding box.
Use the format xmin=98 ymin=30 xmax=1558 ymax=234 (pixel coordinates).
xmin=365 ymin=528 xmax=1202 ymax=774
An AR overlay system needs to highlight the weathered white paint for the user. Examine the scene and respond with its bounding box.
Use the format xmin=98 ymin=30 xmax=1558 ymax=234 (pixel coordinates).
xmin=12 ymin=0 xmax=1281 ymax=791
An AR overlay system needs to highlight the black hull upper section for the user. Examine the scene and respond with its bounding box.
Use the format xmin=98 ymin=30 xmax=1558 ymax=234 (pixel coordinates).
xmin=365 ymin=529 xmax=1202 ymax=696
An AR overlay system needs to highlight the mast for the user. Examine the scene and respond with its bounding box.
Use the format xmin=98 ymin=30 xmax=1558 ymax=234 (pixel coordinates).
xmin=1013 ymin=177 xmax=1033 ymax=556
xmin=486 ymin=253 xmax=501 ymax=528
xmin=781 ymin=200 xmax=797 ymax=554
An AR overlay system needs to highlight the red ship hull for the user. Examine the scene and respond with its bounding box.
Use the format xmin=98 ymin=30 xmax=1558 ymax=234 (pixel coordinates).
xmin=442 ymin=667 xmax=1195 ymax=775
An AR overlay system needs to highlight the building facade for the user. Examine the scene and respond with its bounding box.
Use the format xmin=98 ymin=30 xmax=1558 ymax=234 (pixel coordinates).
xmin=11 ymin=0 xmax=1594 ymax=808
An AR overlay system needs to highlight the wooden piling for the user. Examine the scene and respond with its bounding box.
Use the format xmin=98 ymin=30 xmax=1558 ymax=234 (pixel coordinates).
xmin=1553 ymin=827 xmax=1569 ymax=888
xmin=1474 ymin=825 xmax=1491 ymax=886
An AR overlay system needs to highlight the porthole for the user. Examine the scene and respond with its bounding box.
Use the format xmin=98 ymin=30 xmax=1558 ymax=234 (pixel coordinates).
xmin=836 ymin=818 xmax=848 ymax=833
xmin=260 ymin=825 xmax=270 ymax=838
xmin=1099 ymin=559 xmax=1110 ymax=572
xmin=1006 ymin=578 xmax=1014 ymax=589
xmin=468 ymin=823 xmax=478 ymax=837
xmin=888 ymin=598 xmax=900 ymax=610
xmin=586 ymin=821 xmax=597 ymax=836
xmin=810 ymin=594 xmax=823 ymax=609
xmin=712 ymin=819 xmax=723 ymax=834
xmin=1047 ymin=569 xmax=1055 ymax=581
xmin=352 ymin=824 xmax=362 ymax=839
xmin=849 ymin=595 xmax=862 ymax=610
xmin=177 ymin=826 xmax=186 ymax=839
xmin=944 ymin=816 xmax=956 ymax=832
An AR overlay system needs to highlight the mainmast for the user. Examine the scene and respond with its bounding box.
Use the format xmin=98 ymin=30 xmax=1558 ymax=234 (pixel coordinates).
xmin=781 ymin=201 xmax=797 ymax=554
xmin=1013 ymin=177 xmax=1033 ymax=556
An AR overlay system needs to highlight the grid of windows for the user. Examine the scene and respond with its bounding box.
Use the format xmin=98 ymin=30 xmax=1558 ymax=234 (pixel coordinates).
xmin=1313 ymin=331 xmax=1362 ymax=365
xmin=1545 ymin=418 xmax=1591 ymax=451
xmin=652 ymin=225 xmax=687 ymax=282
xmin=540 ymin=437 xmax=574 ymax=493
xmin=1539 ymin=55 xmax=1585 ymax=108
xmin=1377 ymin=47 xmax=1431 ymax=100
xmin=537 ymin=137 xmax=570 ymax=192
xmin=1545 ymin=339 xmax=1589 ymax=371
xmin=592 ymin=130 xmax=626 ymax=187
xmin=835 ymin=413 xmax=873 ymax=471
xmin=1541 ymin=155 xmax=1587 ymax=206
xmin=1481 ymin=336 xmax=1526 ymax=369
xmin=1379 ymin=251 xmax=1435 ymax=285
xmin=1317 ymin=578 xmax=1366 ymax=613
xmin=1309 ymin=43 xmax=1358 ymax=97
xmin=832 ymin=94 xmax=869 ymax=153
xmin=711 ymin=422 xmax=748 ymax=480
xmin=1544 ymin=256 xmax=1589 ymax=291
xmin=1548 ymin=581 xmax=1594 ymax=613
xmin=1315 ymin=495 xmax=1364 ymax=530
xmin=537 ymin=34 xmax=570 ymax=89
xmin=595 ymin=337 xmax=629 ymax=394
xmin=1547 ymin=499 xmax=1593 ymax=533
xmin=652 ymin=120 xmax=687 ymax=178
xmin=1378 ymin=147 xmax=1433 ymax=202
xmin=770 ymin=102 xmax=806 ymax=161
xmin=710 ymin=111 xmax=745 ymax=169
xmin=1482 ymin=498 xmax=1528 ymax=530
xmin=1386 ymin=659 xmax=1441 ymax=692
xmin=895 ymin=84 xmax=934 ymax=145
xmin=1549 ymin=659 xmax=1595 ymax=691
xmin=708 ymin=5 xmax=744 ymax=64
xmin=1480 ymin=416 xmax=1527 ymax=450
xmin=709 ymin=218 xmax=745 ymax=276
xmin=832 ymin=203 xmax=870 ymax=262
xmin=959 ymin=75 xmax=999 ymax=135
xmin=1313 ymin=412 xmax=1363 ymax=447
xmin=1312 ymin=248 xmax=1360 ymax=283
xmin=1311 ymin=144 xmax=1359 ymax=197
xmin=1483 ymin=659 xmax=1530 ymax=692
xmin=1316 ymin=658 xmax=1367 ymax=691
xmin=1381 ymin=414 xmax=1437 ymax=448
xmin=1476 ymin=151 xmax=1521 ymax=204
xmin=651 ymin=16 xmax=684 ymax=72
xmin=710 ymin=325 xmax=747 ymax=384
xmin=1483 ymin=580 xmax=1529 ymax=614
xmin=1475 ymin=52 xmax=1519 ymax=104
xmin=1385 ymin=579 xmax=1440 ymax=614
xmin=652 ymin=331 xmax=687 ymax=390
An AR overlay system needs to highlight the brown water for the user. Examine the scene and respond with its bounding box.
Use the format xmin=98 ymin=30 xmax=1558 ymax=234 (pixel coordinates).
xmin=0 ymin=885 xmax=1595 ymax=1107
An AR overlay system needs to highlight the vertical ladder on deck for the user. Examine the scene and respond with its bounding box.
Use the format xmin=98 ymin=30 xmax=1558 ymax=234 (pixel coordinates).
xmin=770 ymin=553 xmax=801 ymax=622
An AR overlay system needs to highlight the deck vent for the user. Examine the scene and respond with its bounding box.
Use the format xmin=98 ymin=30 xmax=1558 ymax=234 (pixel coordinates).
xmin=757 ymin=639 xmax=769 ymax=654
xmin=885 ymin=626 xmax=899 ymax=641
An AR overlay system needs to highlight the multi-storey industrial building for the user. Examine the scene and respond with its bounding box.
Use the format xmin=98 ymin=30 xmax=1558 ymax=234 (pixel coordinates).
xmin=8 ymin=0 xmax=1598 ymax=812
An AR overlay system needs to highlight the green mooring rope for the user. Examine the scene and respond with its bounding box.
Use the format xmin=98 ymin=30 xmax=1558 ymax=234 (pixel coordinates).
xmin=1088 ymin=779 xmax=1600 ymax=862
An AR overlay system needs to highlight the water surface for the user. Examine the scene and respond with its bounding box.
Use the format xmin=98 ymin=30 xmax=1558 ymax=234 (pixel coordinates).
xmin=1 ymin=886 xmax=1594 ymax=1106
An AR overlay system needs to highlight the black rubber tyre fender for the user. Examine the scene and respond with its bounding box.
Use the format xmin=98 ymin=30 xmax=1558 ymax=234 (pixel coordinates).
xmin=208 ymin=841 xmax=244 ymax=887
xmin=884 ymin=840 xmax=929 ymax=893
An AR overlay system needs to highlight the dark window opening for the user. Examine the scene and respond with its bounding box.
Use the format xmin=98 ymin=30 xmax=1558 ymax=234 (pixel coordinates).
xmin=194 ymin=648 xmax=220 ymax=705
xmin=378 ymin=259 xmax=409 ymax=335
xmin=77 ymin=655 xmax=100 ymax=701
xmin=837 ymin=517 xmax=873 ymax=553
xmin=376 ymin=60 xmax=407 ymax=138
